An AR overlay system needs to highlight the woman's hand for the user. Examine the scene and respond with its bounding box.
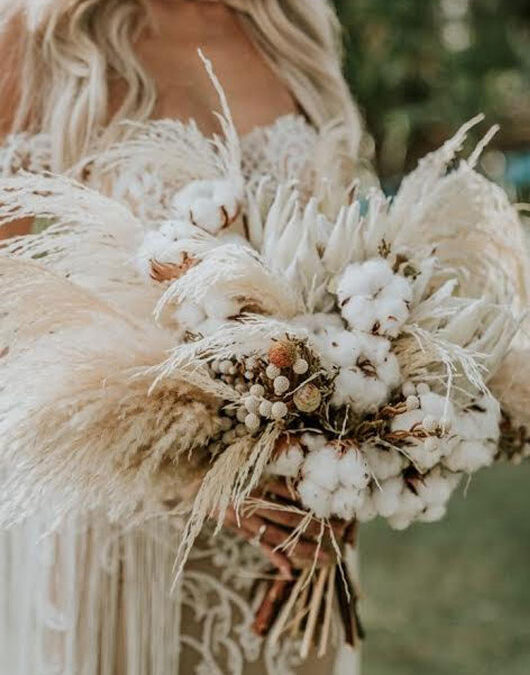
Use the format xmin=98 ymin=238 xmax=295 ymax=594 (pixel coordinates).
xmin=223 ymin=479 xmax=355 ymax=579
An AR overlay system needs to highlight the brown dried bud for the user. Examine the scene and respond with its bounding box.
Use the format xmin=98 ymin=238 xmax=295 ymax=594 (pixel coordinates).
xmin=150 ymin=253 xmax=196 ymax=283
xmin=267 ymin=340 xmax=297 ymax=369
xmin=293 ymin=383 xmax=322 ymax=413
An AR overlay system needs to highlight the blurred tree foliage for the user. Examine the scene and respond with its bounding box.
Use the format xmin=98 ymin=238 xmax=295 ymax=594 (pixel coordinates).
xmin=334 ymin=0 xmax=530 ymax=198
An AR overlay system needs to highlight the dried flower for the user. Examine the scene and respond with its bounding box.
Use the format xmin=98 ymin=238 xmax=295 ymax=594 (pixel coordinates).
xmin=268 ymin=340 xmax=297 ymax=369
xmin=293 ymin=384 xmax=322 ymax=413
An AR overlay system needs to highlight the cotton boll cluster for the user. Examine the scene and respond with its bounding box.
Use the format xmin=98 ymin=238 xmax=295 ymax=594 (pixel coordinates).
xmin=336 ymin=258 xmax=413 ymax=338
xmin=171 ymin=179 xmax=242 ymax=234
xmin=368 ymin=466 xmax=460 ymax=530
xmin=445 ymin=395 xmax=501 ymax=473
xmin=391 ymin=385 xmax=456 ymax=472
xmin=296 ymin=439 xmax=370 ymax=519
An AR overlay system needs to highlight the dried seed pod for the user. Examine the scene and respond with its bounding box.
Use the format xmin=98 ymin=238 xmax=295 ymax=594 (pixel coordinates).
xmin=268 ymin=340 xmax=297 ymax=369
xmin=273 ymin=376 xmax=290 ymax=395
xmin=293 ymin=358 xmax=309 ymax=375
xmin=294 ymin=384 xmax=322 ymax=413
xmin=271 ymin=402 xmax=289 ymax=420
xmin=250 ymin=384 xmax=265 ymax=397
xmin=245 ymin=413 xmax=261 ymax=432
xmin=266 ymin=364 xmax=281 ymax=380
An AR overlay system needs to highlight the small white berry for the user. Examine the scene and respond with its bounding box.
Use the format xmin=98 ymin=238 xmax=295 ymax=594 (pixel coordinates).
xmin=259 ymin=400 xmax=273 ymax=418
xmin=273 ymin=376 xmax=290 ymax=395
xmin=293 ymin=359 xmax=309 ymax=375
xmin=250 ymin=384 xmax=265 ymax=397
xmin=235 ymin=424 xmax=247 ymax=437
xmin=244 ymin=371 xmax=254 ymax=380
xmin=417 ymin=383 xmax=430 ymax=395
xmin=422 ymin=415 xmax=438 ymax=433
xmin=246 ymin=356 xmax=258 ymax=370
xmin=222 ymin=430 xmax=237 ymax=444
xmin=244 ymin=396 xmax=260 ymax=414
xmin=406 ymin=395 xmax=420 ymax=411
xmin=228 ymin=365 xmax=237 ymax=375
xmin=402 ymin=381 xmax=416 ymax=397
xmin=236 ymin=407 xmax=248 ymax=423
xmin=245 ymin=413 xmax=261 ymax=432
xmin=271 ymin=401 xmax=288 ymax=420
xmin=266 ymin=364 xmax=281 ymax=379
xmin=219 ymin=360 xmax=232 ymax=374
xmin=219 ymin=417 xmax=232 ymax=431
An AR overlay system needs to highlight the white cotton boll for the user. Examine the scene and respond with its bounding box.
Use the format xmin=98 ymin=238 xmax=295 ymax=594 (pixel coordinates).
xmin=302 ymin=446 xmax=340 ymax=492
xmin=300 ymin=433 xmax=327 ymax=453
xmin=212 ymin=180 xmax=240 ymax=222
xmin=338 ymin=449 xmax=371 ymax=489
xmin=331 ymin=487 xmax=363 ymax=521
xmin=332 ymin=368 xmax=389 ymax=413
xmin=190 ymin=200 xmax=223 ymax=234
xmin=387 ymin=513 xmax=413 ymax=530
xmin=356 ymin=491 xmax=377 ymax=523
xmin=269 ymin=444 xmax=304 ymax=478
xmin=373 ymin=477 xmax=403 ymax=517
xmin=298 ymin=479 xmax=332 ymax=519
xmin=341 ymin=296 xmax=378 ymax=334
xmin=291 ymin=312 xmax=344 ymax=337
xmin=419 ymin=392 xmax=454 ymax=423
xmin=444 ymin=440 xmax=496 ymax=473
xmin=388 ymin=489 xmax=425 ymax=529
xmin=159 ymin=218 xmax=198 ymax=240
xmin=379 ymin=274 xmax=413 ymax=304
xmin=202 ymin=291 xmax=241 ymax=319
xmin=415 ymin=468 xmax=455 ymax=507
xmin=454 ymin=396 xmax=501 ymax=442
xmin=315 ymin=327 xmax=362 ymax=368
xmin=374 ymin=297 xmax=410 ymax=338
xmin=363 ymin=443 xmax=405 ymax=481
xmin=407 ymin=439 xmax=444 ymax=472
xmin=174 ymin=301 xmax=206 ymax=329
xmin=375 ymin=351 xmax=401 ymax=389
xmin=391 ymin=409 xmax=424 ymax=433
xmin=337 ymin=259 xmax=394 ymax=302
xmin=195 ymin=318 xmax=225 ymax=336
xmin=418 ymin=504 xmax=447 ymax=523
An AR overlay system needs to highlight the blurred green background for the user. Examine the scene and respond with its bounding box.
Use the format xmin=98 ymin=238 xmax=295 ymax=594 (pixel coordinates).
xmin=335 ymin=0 xmax=530 ymax=201
xmin=332 ymin=0 xmax=530 ymax=672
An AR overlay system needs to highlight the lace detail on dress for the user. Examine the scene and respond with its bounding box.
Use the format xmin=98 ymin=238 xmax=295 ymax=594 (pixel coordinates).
xmin=180 ymin=527 xmax=316 ymax=675
xmin=0 ymin=133 xmax=52 ymax=176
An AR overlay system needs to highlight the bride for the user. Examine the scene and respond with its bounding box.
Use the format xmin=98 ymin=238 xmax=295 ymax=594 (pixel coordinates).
xmin=0 ymin=1 xmax=364 ymax=673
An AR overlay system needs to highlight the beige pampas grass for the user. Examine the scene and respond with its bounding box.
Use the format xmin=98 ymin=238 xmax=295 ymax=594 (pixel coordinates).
xmin=0 ymin=256 xmax=220 ymax=526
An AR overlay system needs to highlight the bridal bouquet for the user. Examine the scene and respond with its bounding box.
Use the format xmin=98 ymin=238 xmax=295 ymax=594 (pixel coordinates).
xmin=0 ymin=69 xmax=529 ymax=656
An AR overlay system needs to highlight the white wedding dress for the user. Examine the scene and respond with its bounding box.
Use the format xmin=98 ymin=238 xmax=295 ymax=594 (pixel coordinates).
xmin=0 ymin=114 xmax=360 ymax=675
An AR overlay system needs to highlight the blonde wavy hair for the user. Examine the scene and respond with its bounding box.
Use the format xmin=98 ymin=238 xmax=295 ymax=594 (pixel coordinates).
xmin=0 ymin=0 xmax=362 ymax=170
